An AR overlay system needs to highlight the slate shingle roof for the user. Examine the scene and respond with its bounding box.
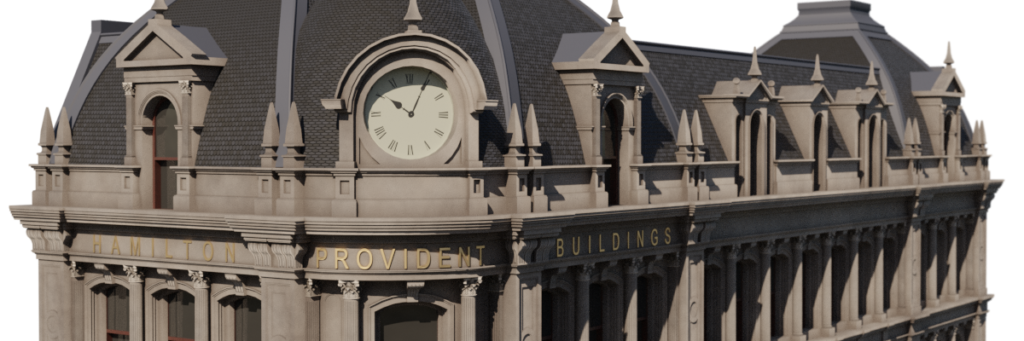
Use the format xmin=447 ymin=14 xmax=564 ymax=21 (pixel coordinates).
xmin=70 ymin=43 xmax=126 ymax=165
xmin=869 ymin=37 xmax=933 ymax=156
xmin=764 ymin=37 xmax=869 ymax=67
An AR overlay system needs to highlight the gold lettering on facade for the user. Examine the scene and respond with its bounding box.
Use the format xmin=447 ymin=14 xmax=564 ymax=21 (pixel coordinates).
xmin=380 ymin=249 xmax=396 ymax=270
xmin=130 ymin=237 xmax=142 ymax=256
xmin=439 ymin=247 xmax=452 ymax=269
xmin=612 ymin=233 xmax=621 ymax=251
xmin=572 ymin=237 xmax=581 ymax=255
xmin=182 ymin=240 xmax=193 ymax=260
xmin=416 ymin=248 xmax=431 ymax=269
xmin=111 ymin=236 xmax=121 ymax=255
xmin=314 ymin=247 xmax=327 ymax=269
xmin=459 ymin=247 xmax=472 ymax=267
xmin=403 ymin=249 xmax=409 ymax=270
xmin=225 ymin=243 xmax=236 ymax=263
xmin=203 ymin=241 xmax=214 ymax=262
xmin=636 ymin=230 xmax=644 ymax=248
xmin=476 ymin=245 xmax=486 ymax=266
xmin=664 ymin=227 xmax=672 ymax=244
xmin=335 ymin=248 xmax=349 ymax=270
xmin=599 ymin=235 xmax=606 ymax=253
xmin=165 ymin=239 xmax=173 ymax=259
xmin=357 ymin=248 xmax=373 ymax=270
xmin=93 ymin=235 xmax=102 ymax=253
xmin=627 ymin=232 xmax=631 ymax=249
xmin=651 ymin=228 xmax=659 ymax=246
xmin=556 ymin=239 xmax=564 ymax=258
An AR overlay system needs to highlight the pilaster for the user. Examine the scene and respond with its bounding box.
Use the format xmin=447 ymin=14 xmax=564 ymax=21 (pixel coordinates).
xmin=866 ymin=227 xmax=887 ymax=323
xmin=260 ymin=277 xmax=308 ymax=341
xmin=461 ymin=277 xmax=482 ymax=341
xmin=189 ymin=270 xmax=210 ymax=341
xmin=625 ymin=257 xmax=642 ymax=341
xmin=123 ymin=82 xmax=137 ymax=165
xmin=809 ymin=234 xmax=835 ymax=338
xmin=124 ymin=265 xmax=144 ymax=341
xmin=724 ymin=247 xmax=739 ymax=341
xmin=942 ymin=219 xmax=959 ymax=302
xmin=925 ymin=221 xmax=941 ymax=308
xmin=576 ymin=264 xmax=595 ymax=341
xmin=838 ymin=231 xmax=862 ymax=331
xmin=339 ymin=280 xmax=360 ymax=341
xmin=758 ymin=242 xmax=774 ymax=341
xmin=783 ymin=238 xmax=806 ymax=341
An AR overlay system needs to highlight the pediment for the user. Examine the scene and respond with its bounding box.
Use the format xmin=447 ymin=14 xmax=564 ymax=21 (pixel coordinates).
xmin=911 ymin=67 xmax=965 ymax=98
xmin=552 ymin=27 xmax=649 ymax=73
xmin=116 ymin=17 xmax=226 ymax=69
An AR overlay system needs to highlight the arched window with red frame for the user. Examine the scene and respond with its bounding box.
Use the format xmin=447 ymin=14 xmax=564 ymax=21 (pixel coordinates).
xmin=106 ymin=286 xmax=130 ymax=341
xmin=149 ymin=98 xmax=178 ymax=209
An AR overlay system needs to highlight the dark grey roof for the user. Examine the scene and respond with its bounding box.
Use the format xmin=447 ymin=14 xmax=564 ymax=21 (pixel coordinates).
xmin=780 ymin=1 xmax=885 ymax=34
xmin=175 ymin=26 xmax=226 ymax=59
xmin=70 ymin=43 xmax=126 ymax=165
xmin=870 ymin=37 xmax=932 ymax=155
xmin=552 ymin=32 xmax=603 ymax=63
xmin=763 ymin=37 xmax=869 ymax=67
xmin=910 ymin=67 xmax=943 ymax=92
xmin=167 ymin=0 xmax=282 ymax=167
xmin=292 ymin=0 xmax=507 ymax=168
xmin=498 ymin=0 xmax=602 ymax=165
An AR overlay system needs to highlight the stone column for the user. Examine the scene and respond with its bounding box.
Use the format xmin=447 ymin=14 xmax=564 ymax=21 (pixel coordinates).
xmin=942 ymin=219 xmax=959 ymax=302
xmin=758 ymin=242 xmax=774 ymax=341
xmin=339 ymin=280 xmax=360 ymax=341
xmin=71 ymin=262 xmax=85 ymax=341
xmin=666 ymin=255 xmax=682 ymax=341
xmin=686 ymin=250 xmax=705 ymax=341
xmin=461 ymin=277 xmax=482 ymax=341
xmin=576 ymin=264 xmax=594 ymax=341
xmin=867 ymin=228 xmax=887 ymax=323
xmin=124 ymin=265 xmax=144 ymax=341
xmin=189 ymin=271 xmax=210 ymax=341
xmin=625 ymin=258 xmax=642 ymax=341
xmin=839 ymin=231 xmax=862 ymax=331
xmin=926 ymin=221 xmax=941 ymax=308
xmin=784 ymin=238 xmax=806 ymax=341
xmin=122 ymin=82 xmax=136 ymax=165
xmin=809 ymin=234 xmax=835 ymax=338
xmin=724 ymin=247 xmax=739 ymax=341
xmin=177 ymin=80 xmax=193 ymax=166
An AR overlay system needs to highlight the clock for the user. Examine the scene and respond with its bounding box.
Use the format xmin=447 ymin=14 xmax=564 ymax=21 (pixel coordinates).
xmin=363 ymin=67 xmax=455 ymax=160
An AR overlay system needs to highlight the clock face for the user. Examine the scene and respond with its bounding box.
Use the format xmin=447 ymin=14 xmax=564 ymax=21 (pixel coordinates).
xmin=364 ymin=67 xmax=454 ymax=160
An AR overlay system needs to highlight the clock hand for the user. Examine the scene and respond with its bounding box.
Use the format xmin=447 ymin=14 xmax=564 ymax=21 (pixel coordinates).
xmin=377 ymin=94 xmax=404 ymax=110
xmin=410 ymin=71 xmax=433 ymax=114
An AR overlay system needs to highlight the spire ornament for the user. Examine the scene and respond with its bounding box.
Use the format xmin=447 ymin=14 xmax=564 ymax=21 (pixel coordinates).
xmin=748 ymin=47 xmax=762 ymax=79
xmin=811 ymin=54 xmax=824 ymax=84
xmin=608 ymin=0 xmax=624 ymax=25
xmin=866 ymin=61 xmax=879 ymax=89
xmin=152 ymin=0 xmax=168 ymax=19
xmin=405 ymin=0 xmax=423 ymax=31
xmin=944 ymin=42 xmax=955 ymax=68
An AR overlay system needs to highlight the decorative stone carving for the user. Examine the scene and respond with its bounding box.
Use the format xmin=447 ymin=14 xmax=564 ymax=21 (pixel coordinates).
xmin=305 ymin=278 xmax=320 ymax=298
xmin=69 ymin=261 xmax=83 ymax=279
xmin=405 ymin=281 xmax=423 ymax=302
xmin=577 ymin=263 xmax=596 ymax=281
xmin=726 ymin=245 xmax=742 ymax=260
xmin=462 ymin=276 xmax=482 ymax=297
xmin=794 ymin=236 xmax=807 ymax=252
xmin=339 ymin=280 xmax=360 ymax=300
xmin=179 ymin=80 xmax=192 ymax=94
xmin=157 ymin=268 xmax=177 ymax=290
xmin=634 ymin=85 xmax=645 ymax=99
xmin=824 ymin=232 xmax=836 ymax=248
xmin=625 ymin=257 xmax=644 ymax=275
xmin=188 ymin=270 xmax=209 ymax=289
xmin=762 ymin=240 xmax=777 ymax=255
xmin=592 ymin=83 xmax=604 ymax=97
xmin=122 ymin=82 xmax=134 ymax=97
xmin=123 ymin=265 xmax=144 ymax=283
xmin=224 ymin=274 xmax=246 ymax=296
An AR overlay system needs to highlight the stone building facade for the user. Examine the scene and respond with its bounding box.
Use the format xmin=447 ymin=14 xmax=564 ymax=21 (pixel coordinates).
xmin=12 ymin=0 xmax=999 ymax=341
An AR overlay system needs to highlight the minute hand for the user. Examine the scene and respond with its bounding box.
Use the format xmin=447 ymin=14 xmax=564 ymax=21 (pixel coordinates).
xmin=410 ymin=71 xmax=433 ymax=113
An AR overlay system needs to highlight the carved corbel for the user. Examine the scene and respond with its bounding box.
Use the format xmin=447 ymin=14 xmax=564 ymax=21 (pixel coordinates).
xmin=225 ymin=274 xmax=246 ymax=296
xmin=122 ymin=82 xmax=135 ymax=97
xmin=577 ymin=263 xmax=595 ymax=282
xmin=157 ymin=268 xmax=177 ymax=290
xmin=462 ymin=276 xmax=482 ymax=297
xmin=69 ymin=261 xmax=84 ymax=279
xmin=123 ymin=265 xmax=144 ymax=283
xmin=188 ymin=270 xmax=209 ymax=289
xmin=305 ymin=279 xmax=320 ymax=298
xmin=178 ymin=80 xmax=192 ymax=95
xmin=95 ymin=264 xmax=112 ymax=284
xmin=406 ymin=281 xmax=424 ymax=302
xmin=625 ymin=257 xmax=644 ymax=275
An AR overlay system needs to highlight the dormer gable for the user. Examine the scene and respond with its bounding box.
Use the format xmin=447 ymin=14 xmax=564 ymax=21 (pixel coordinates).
xmin=552 ymin=25 xmax=650 ymax=73
xmin=702 ymin=78 xmax=781 ymax=101
xmin=911 ymin=67 xmax=965 ymax=98
xmin=116 ymin=17 xmax=226 ymax=68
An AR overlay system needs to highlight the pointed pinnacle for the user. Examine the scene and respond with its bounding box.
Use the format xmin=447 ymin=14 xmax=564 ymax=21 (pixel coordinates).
xmin=525 ymin=104 xmax=541 ymax=148
xmin=979 ymin=120 xmax=987 ymax=145
xmin=508 ymin=104 xmax=525 ymax=148
xmin=912 ymin=118 xmax=922 ymax=145
xmin=972 ymin=120 xmax=981 ymax=145
xmin=404 ymin=0 xmax=423 ymax=23
xmin=262 ymin=103 xmax=279 ymax=148
xmin=944 ymin=42 xmax=955 ymax=68
xmin=691 ymin=110 xmax=704 ymax=146
xmin=39 ymin=108 xmax=55 ymax=147
xmin=608 ymin=0 xmax=624 ymax=23
xmin=152 ymin=0 xmax=168 ymax=12
xmin=811 ymin=54 xmax=825 ymax=83
xmin=903 ymin=118 xmax=916 ymax=148
xmin=866 ymin=61 xmax=878 ymax=88
xmin=54 ymin=107 xmax=73 ymax=147
xmin=748 ymin=47 xmax=762 ymax=78
xmin=676 ymin=110 xmax=692 ymax=147
xmin=284 ymin=102 xmax=304 ymax=147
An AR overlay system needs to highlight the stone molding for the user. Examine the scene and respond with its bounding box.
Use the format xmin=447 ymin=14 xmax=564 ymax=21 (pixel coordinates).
xmin=461 ymin=276 xmax=482 ymax=297
xmin=340 ymin=280 xmax=360 ymax=300
xmin=123 ymin=265 xmax=144 ymax=283
xmin=305 ymin=278 xmax=320 ymax=298
xmin=189 ymin=270 xmax=209 ymax=289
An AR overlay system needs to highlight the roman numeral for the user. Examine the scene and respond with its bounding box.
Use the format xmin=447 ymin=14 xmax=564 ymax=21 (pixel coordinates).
xmin=407 ymin=145 xmax=414 ymax=155
xmin=370 ymin=111 xmax=381 ymax=117
xmin=424 ymin=141 xmax=431 ymax=150
xmin=434 ymin=129 xmax=445 ymax=137
xmin=439 ymin=111 xmax=449 ymax=119
xmin=388 ymin=140 xmax=398 ymax=152
xmin=405 ymin=74 xmax=415 ymax=84
xmin=388 ymin=78 xmax=398 ymax=88
xmin=434 ymin=93 xmax=445 ymax=101
xmin=374 ymin=126 xmax=386 ymax=139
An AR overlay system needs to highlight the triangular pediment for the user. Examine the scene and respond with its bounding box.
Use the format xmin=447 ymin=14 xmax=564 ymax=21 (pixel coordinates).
xmin=552 ymin=27 xmax=649 ymax=73
xmin=116 ymin=17 xmax=226 ymax=69
xmin=601 ymin=41 xmax=643 ymax=66
xmin=126 ymin=33 xmax=182 ymax=61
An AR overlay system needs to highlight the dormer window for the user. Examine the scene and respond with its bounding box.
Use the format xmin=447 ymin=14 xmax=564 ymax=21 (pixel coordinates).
xmin=149 ymin=97 xmax=178 ymax=209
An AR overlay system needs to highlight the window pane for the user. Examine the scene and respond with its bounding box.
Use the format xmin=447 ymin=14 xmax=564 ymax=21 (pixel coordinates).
xmin=154 ymin=100 xmax=178 ymax=158
xmin=378 ymin=304 xmax=438 ymax=341
xmin=159 ymin=161 xmax=178 ymax=209
xmin=168 ymin=291 xmax=195 ymax=339
xmin=107 ymin=286 xmax=130 ymax=334
xmin=235 ymin=297 xmax=261 ymax=341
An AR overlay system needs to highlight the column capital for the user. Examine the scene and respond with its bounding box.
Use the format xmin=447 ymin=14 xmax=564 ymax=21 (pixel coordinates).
xmin=69 ymin=261 xmax=84 ymax=279
xmin=462 ymin=276 xmax=483 ymax=297
xmin=625 ymin=257 xmax=644 ymax=274
xmin=634 ymin=85 xmax=646 ymax=99
xmin=849 ymin=229 xmax=861 ymax=244
xmin=793 ymin=236 xmax=807 ymax=252
xmin=305 ymin=278 xmax=320 ymax=298
xmin=874 ymin=227 xmax=886 ymax=241
xmin=123 ymin=265 xmax=144 ymax=283
xmin=577 ymin=263 xmax=596 ymax=281
xmin=339 ymin=280 xmax=360 ymax=300
xmin=179 ymin=80 xmax=192 ymax=94
xmin=727 ymin=245 xmax=742 ymax=260
xmin=761 ymin=240 xmax=777 ymax=255
xmin=121 ymin=82 xmax=134 ymax=97
xmin=188 ymin=270 xmax=210 ymax=289
xmin=824 ymin=232 xmax=835 ymax=248
xmin=592 ymin=83 xmax=605 ymax=97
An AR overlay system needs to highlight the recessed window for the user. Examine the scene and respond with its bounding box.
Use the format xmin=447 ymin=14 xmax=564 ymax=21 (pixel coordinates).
xmin=148 ymin=98 xmax=178 ymax=209
xmin=589 ymin=284 xmax=604 ymax=341
xmin=234 ymin=297 xmax=261 ymax=341
xmin=165 ymin=291 xmax=195 ymax=341
xmin=106 ymin=286 xmax=130 ymax=341
xmin=377 ymin=304 xmax=439 ymax=341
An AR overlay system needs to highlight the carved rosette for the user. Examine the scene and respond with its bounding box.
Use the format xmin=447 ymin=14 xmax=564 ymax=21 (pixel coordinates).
xmin=69 ymin=261 xmax=84 ymax=279
xmin=188 ymin=270 xmax=209 ymax=289
xmin=339 ymin=280 xmax=360 ymax=300
xmin=179 ymin=80 xmax=192 ymax=95
xmin=577 ymin=263 xmax=596 ymax=282
xmin=462 ymin=276 xmax=483 ymax=297
xmin=305 ymin=279 xmax=320 ymax=298
xmin=122 ymin=82 xmax=135 ymax=97
xmin=123 ymin=265 xmax=144 ymax=283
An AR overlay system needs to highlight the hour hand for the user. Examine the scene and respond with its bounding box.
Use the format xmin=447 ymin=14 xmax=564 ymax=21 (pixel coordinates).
xmin=378 ymin=94 xmax=404 ymax=110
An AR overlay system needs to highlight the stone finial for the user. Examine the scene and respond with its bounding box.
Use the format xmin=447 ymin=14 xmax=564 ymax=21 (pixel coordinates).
xmin=866 ymin=61 xmax=879 ymax=89
xmin=39 ymin=108 xmax=54 ymax=147
xmin=152 ymin=0 xmax=168 ymax=19
xmin=676 ymin=110 xmax=692 ymax=147
xmin=262 ymin=103 xmax=279 ymax=149
xmin=811 ymin=54 xmax=825 ymax=84
xmin=525 ymin=104 xmax=541 ymax=148
xmin=404 ymin=0 xmax=423 ymax=30
xmin=748 ymin=47 xmax=762 ymax=79
xmin=979 ymin=120 xmax=987 ymax=145
xmin=54 ymin=107 xmax=73 ymax=147
xmin=903 ymin=118 xmax=916 ymax=151
xmin=944 ymin=42 xmax=955 ymax=68
xmin=608 ymin=0 xmax=624 ymax=24
xmin=691 ymin=110 xmax=704 ymax=147
xmin=284 ymin=102 xmax=303 ymax=148
xmin=508 ymin=103 xmax=525 ymax=148
xmin=912 ymin=118 xmax=922 ymax=149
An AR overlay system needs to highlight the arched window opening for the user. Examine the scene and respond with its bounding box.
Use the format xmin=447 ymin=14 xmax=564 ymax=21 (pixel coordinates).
xmin=542 ymin=291 xmax=554 ymax=341
xmin=749 ymin=113 xmax=761 ymax=196
xmin=377 ymin=303 xmax=439 ymax=341
xmin=867 ymin=116 xmax=880 ymax=187
xmin=589 ymin=284 xmax=605 ymax=341
xmin=813 ymin=113 xmax=826 ymax=191
xmin=163 ymin=291 xmax=195 ymax=341
xmin=601 ymin=100 xmax=624 ymax=206
xmin=106 ymin=285 xmax=130 ymax=341
xmin=234 ymin=297 xmax=261 ymax=341
xmin=149 ymin=97 xmax=179 ymax=209
xmin=637 ymin=276 xmax=650 ymax=341
xmin=943 ymin=113 xmax=954 ymax=156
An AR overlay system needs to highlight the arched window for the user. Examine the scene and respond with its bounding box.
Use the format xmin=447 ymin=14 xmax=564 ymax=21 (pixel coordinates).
xmin=749 ymin=112 xmax=762 ymax=196
xmin=637 ymin=276 xmax=650 ymax=341
xmin=589 ymin=284 xmax=605 ymax=341
xmin=943 ymin=113 xmax=955 ymax=156
xmin=163 ymin=291 xmax=195 ymax=341
xmin=602 ymin=100 xmax=625 ymax=206
xmin=376 ymin=303 xmax=440 ymax=341
xmin=106 ymin=286 xmax=130 ymax=341
xmin=813 ymin=113 xmax=827 ymax=191
xmin=866 ymin=115 xmax=882 ymax=188
xmin=234 ymin=297 xmax=261 ymax=341
xmin=149 ymin=97 xmax=178 ymax=209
